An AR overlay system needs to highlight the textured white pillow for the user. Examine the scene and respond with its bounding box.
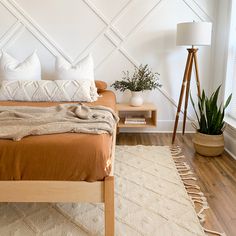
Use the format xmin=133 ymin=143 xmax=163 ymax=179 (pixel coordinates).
xmin=55 ymin=54 xmax=98 ymax=100
xmin=0 ymin=80 xmax=97 ymax=102
xmin=0 ymin=51 xmax=41 ymax=81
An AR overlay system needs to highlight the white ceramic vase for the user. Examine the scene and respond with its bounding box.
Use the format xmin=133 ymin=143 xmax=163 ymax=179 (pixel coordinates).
xmin=130 ymin=91 xmax=143 ymax=107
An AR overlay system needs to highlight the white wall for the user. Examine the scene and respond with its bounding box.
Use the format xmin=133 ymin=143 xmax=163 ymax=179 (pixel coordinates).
xmin=211 ymin=0 xmax=231 ymax=94
xmin=0 ymin=0 xmax=219 ymax=132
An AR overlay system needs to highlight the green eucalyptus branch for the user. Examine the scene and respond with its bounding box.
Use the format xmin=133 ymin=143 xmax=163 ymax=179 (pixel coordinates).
xmin=111 ymin=64 xmax=161 ymax=92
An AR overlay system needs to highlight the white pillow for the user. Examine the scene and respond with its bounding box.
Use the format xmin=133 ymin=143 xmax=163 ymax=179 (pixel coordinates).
xmin=55 ymin=54 xmax=94 ymax=81
xmin=0 ymin=51 xmax=41 ymax=81
xmin=0 ymin=80 xmax=97 ymax=102
xmin=55 ymin=54 xmax=98 ymax=100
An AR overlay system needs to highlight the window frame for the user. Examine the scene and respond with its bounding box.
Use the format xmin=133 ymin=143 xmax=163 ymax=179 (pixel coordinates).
xmin=224 ymin=0 xmax=236 ymax=124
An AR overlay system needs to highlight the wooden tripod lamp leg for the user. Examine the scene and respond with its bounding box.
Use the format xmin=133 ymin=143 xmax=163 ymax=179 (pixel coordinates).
xmin=182 ymin=51 xmax=194 ymax=135
xmin=172 ymin=51 xmax=192 ymax=144
xmin=105 ymin=176 xmax=114 ymax=236
xmin=193 ymin=50 xmax=201 ymax=96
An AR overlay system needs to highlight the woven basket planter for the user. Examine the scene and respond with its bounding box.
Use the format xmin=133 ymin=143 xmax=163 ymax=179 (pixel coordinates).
xmin=192 ymin=132 xmax=224 ymax=156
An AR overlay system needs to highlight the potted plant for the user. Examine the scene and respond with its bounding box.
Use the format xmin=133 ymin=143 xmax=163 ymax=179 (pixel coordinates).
xmin=111 ymin=64 xmax=161 ymax=106
xmin=190 ymin=86 xmax=232 ymax=156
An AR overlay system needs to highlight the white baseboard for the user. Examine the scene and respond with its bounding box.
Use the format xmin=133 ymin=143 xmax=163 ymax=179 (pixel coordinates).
xmin=224 ymin=148 xmax=236 ymax=161
xmin=119 ymin=130 xmax=195 ymax=133
xmin=119 ymin=120 xmax=195 ymax=133
xmin=224 ymin=124 xmax=236 ymax=160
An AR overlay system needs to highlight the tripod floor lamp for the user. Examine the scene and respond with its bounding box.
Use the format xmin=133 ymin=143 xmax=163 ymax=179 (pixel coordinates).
xmin=172 ymin=22 xmax=212 ymax=144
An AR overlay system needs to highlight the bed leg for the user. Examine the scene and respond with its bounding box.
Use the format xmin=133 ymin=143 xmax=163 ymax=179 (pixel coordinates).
xmin=104 ymin=176 xmax=114 ymax=236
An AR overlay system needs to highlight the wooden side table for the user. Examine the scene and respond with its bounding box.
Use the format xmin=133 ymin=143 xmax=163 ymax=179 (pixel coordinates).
xmin=116 ymin=103 xmax=157 ymax=133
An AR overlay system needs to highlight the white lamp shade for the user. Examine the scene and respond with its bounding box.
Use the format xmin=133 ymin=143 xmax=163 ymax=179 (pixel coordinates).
xmin=176 ymin=22 xmax=212 ymax=46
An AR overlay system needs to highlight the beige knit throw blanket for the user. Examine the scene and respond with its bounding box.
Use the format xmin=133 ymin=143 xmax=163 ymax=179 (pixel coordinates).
xmin=0 ymin=104 xmax=119 ymax=141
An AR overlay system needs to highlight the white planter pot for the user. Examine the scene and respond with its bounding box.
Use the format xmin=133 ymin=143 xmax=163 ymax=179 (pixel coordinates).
xmin=130 ymin=91 xmax=143 ymax=107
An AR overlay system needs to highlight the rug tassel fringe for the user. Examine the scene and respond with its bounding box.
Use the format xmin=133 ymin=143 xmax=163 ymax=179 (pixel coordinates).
xmin=170 ymin=146 xmax=182 ymax=156
xmin=197 ymin=205 xmax=209 ymax=223
xmin=171 ymin=146 xmax=226 ymax=236
xmin=173 ymin=155 xmax=185 ymax=159
xmin=182 ymin=177 xmax=197 ymax=181
xmin=203 ymin=228 xmax=227 ymax=236
xmin=179 ymin=171 xmax=194 ymax=176
xmin=171 ymin=150 xmax=182 ymax=155
xmin=184 ymin=182 xmax=201 ymax=190
xmin=177 ymin=166 xmax=191 ymax=171
xmin=187 ymin=191 xmax=204 ymax=196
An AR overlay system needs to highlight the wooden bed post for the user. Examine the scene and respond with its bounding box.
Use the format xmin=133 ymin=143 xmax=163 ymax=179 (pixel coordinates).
xmin=104 ymin=176 xmax=115 ymax=236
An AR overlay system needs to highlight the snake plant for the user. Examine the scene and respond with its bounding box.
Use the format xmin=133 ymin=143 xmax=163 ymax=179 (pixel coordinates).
xmin=190 ymin=86 xmax=232 ymax=135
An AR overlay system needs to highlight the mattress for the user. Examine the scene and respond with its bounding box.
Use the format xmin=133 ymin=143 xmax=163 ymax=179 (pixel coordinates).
xmin=0 ymin=90 xmax=116 ymax=182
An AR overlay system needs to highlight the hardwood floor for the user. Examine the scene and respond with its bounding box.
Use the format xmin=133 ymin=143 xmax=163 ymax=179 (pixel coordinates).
xmin=117 ymin=133 xmax=236 ymax=236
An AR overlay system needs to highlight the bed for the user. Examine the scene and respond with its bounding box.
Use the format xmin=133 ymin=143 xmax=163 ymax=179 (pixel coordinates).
xmin=0 ymin=89 xmax=116 ymax=236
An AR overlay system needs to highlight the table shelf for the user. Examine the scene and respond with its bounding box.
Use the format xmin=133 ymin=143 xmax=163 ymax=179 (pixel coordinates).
xmin=116 ymin=103 xmax=157 ymax=130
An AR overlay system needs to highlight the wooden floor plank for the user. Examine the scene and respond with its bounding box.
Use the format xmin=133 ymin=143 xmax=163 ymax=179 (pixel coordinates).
xmin=117 ymin=133 xmax=236 ymax=236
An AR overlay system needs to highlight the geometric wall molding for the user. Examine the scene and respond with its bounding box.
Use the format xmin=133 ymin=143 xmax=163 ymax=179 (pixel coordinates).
xmin=182 ymin=0 xmax=214 ymax=22
xmin=0 ymin=0 xmax=218 ymax=131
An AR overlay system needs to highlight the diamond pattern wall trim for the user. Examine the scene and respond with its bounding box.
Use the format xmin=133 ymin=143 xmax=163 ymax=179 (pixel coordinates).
xmin=0 ymin=0 xmax=217 ymax=131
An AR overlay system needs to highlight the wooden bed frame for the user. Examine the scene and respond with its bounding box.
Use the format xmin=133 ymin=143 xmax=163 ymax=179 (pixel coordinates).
xmin=0 ymin=128 xmax=116 ymax=236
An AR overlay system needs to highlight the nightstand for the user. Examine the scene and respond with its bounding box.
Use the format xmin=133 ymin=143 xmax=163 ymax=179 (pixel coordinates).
xmin=116 ymin=103 xmax=157 ymax=132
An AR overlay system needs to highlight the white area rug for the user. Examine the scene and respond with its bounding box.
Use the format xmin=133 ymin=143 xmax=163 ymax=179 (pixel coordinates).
xmin=0 ymin=146 xmax=206 ymax=236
